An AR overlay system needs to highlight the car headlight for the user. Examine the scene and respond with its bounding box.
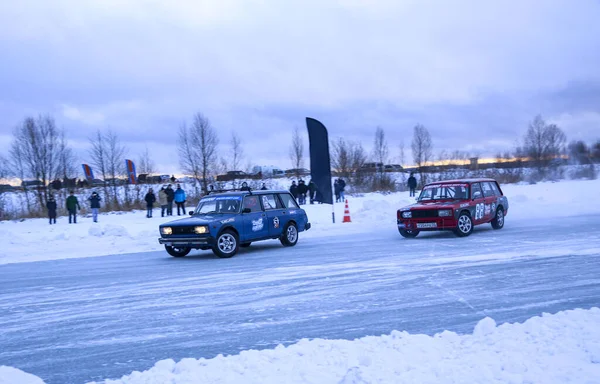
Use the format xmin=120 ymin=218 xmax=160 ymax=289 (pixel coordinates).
xmin=402 ymin=211 xmax=412 ymax=219
xmin=160 ymin=227 xmax=173 ymax=235
xmin=194 ymin=225 xmax=209 ymax=234
xmin=438 ymin=209 xmax=452 ymax=217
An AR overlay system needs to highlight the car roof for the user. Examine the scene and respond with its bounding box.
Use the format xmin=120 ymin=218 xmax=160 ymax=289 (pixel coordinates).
xmin=426 ymin=178 xmax=498 ymax=185
xmin=204 ymin=190 xmax=291 ymax=197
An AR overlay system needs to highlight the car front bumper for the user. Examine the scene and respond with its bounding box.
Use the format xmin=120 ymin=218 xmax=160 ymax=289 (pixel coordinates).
xmin=397 ymin=218 xmax=458 ymax=231
xmin=158 ymin=236 xmax=215 ymax=247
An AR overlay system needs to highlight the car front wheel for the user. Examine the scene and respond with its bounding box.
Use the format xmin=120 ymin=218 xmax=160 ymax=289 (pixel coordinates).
xmin=491 ymin=208 xmax=505 ymax=229
xmin=280 ymin=222 xmax=298 ymax=246
xmin=213 ymin=230 xmax=239 ymax=258
xmin=165 ymin=245 xmax=191 ymax=257
xmin=398 ymin=228 xmax=419 ymax=238
xmin=454 ymin=212 xmax=473 ymax=237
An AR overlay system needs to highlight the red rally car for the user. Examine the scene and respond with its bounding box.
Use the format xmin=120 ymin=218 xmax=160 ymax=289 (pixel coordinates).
xmin=397 ymin=178 xmax=509 ymax=238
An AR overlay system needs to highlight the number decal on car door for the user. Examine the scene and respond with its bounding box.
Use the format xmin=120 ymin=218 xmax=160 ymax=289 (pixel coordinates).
xmin=475 ymin=203 xmax=485 ymax=220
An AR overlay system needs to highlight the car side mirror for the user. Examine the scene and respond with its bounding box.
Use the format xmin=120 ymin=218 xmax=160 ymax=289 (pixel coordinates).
xmin=189 ymin=211 xmax=194 ymax=215
xmin=242 ymin=208 xmax=251 ymax=214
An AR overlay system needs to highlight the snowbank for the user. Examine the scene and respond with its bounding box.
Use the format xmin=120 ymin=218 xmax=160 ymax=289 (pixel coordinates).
xmin=77 ymin=307 xmax=597 ymax=383
xmin=0 ymin=366 xmax=45 ymax=384
xmin=1 ymin=178 xmax=600 ymax=265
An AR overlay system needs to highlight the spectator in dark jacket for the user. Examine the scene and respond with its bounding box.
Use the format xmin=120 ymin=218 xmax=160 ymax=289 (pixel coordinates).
xmin=334 ymin=179 xmax=341 ymax=203
xmin=289 ymin=181 xmax=299 ymax=199
xmin=145 ymin=188 xmax=156 ymax=218
xmin=165 ymin=184 xmax=175 ymax=216
xmin=46 ymin=195 xmax=57 ymax=224
xmin=88 ymin=191 xmax=101 ymax=223
xmin=297 ymin=179 xmax=307 ymax=205
xmin=240 ymin=182 xmax=251 ymax=192
xmin=308 ymin=180 xmax=317 ymax=204
xmin=339 ymin=178 xmax=346 ymax=201
xmin=174 ymin=184 xmax=186 ymax=216
xmin=66 ymin=191 xmax=81 ymax=224
xmin=408 ymin=172 xmax=417 ymax=197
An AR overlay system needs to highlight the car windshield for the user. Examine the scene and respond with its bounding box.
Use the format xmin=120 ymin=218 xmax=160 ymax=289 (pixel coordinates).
xmin=195 ymin=196 xmax=242 ymax=214
xmin=418 ymin=183 xmax=469 ymax=201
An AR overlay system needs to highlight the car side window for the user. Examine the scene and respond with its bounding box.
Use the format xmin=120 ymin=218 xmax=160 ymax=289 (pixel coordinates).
xmin=489 ymin=181 xmax=502 ymax=196
xmin=261 ymin=194 xmax=283 ymax=210
xmin=243 ymin=196 xmax=261 ymax=212
xmin=481 ymin=182 xmax=495 ymax=197
xmin=471 ymin=183 xmax=483 ymax=199
xmin=279 ymin=193 xmax=299 ymax=208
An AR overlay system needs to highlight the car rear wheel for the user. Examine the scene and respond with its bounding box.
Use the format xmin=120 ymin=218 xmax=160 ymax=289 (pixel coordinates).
xmin=398 ymin=228 xmax=419 ymax=238
xmin=212 ymin=230 xmax=239 ymax=258
xmin=280 ymin=222 xmax=298 ymax=246
xmin=454 ymin=212 xmax=473 ymax=237
xmin=165 ymin=245 xmax=191 ymax=257
xmin=491 ymin=208 xmax=505 ymax=230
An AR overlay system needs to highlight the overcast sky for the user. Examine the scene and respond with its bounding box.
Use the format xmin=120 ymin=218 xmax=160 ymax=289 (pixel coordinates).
xmin=1 ymin=0 xmax=599 ymax=175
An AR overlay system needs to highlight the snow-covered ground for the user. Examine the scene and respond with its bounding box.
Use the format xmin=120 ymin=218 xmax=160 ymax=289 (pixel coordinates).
xmin=1 ymin=179 xmax=599 ymax=384
xmin=1 ymin=179 xmax=599 ymax=265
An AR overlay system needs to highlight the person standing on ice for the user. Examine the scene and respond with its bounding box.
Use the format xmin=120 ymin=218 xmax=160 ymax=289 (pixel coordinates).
xmin=408 ymin=172 xmax=417 ymax=197
xmin=334 ymin=179 xmax=341 ymax=203
xmin=159 ymin=185 xmax=168 ymax=217
xmin=88 ymin=191 xmax=101 ymax=223
xmin=308 ymin=179 xmax=317 ymax=204
xmin=174 ymin=184 xmax=186 ymax=216
xmin=46 ymin=195 xmax=57 ymax=224
xmin=144 ymin=188 xmax=156 ymax=218
xmin=297 ymin=179 xmax=307 ymax=205
xmin=289 ymin=181 xmax=299 ymax=199
xmin=165 ymin=184 xmax=175 ymax=216
xmin=66 ymin=191 xmax=81 ymax=224
xmin=338 ymin=178 xmax=346 ymax=201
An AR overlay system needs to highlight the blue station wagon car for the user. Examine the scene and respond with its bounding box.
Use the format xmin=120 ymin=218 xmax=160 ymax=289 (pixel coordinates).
xmin=158 ymin=190 xmax=311 ymax=258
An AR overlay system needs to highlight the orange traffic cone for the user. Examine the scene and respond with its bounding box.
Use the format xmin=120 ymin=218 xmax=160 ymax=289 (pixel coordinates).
xmin=343 ymin=199 xmax=352 ymax=223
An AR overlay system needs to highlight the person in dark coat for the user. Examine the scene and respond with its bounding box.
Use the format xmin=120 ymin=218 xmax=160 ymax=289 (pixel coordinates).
xmin=289 ymin=181 xmax=299 ymax=199
xmin=334 ymin=179 xmax=341 ymax=203
xmin=165 ymin=184 xmax=175 ymax=216
xmin=297 ymin=179 xmax=307 ymax=205
xmin=144 ymin=188 xmax=156 ymax=218
xmin=408 ymin=172 xmax=417 ymax=197
xmin=339 ymin=178 xmax=346 ymax=201
xmin=88 ymin=191 xmax=101 ymax=223
xmin=240 ymin=182 xmax=251 ymax=192
xmin=66 ymin=191 xmax=81 ymax=224
xmin=308 ymin=180 xmax=317 ymax=204
xmin=174 ymin=184 xmax=186 ymax=216
xmin=46 ymin=195 xmax=57 ymax=224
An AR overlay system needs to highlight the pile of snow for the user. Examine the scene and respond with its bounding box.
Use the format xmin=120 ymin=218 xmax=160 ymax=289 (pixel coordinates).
xmin=2 ymin=307 xmax=590 ymax=383
xmin=1 ymin=179 xmax=600 ymax=265
xmin=0 ymin=366 xmax=45 ymax=384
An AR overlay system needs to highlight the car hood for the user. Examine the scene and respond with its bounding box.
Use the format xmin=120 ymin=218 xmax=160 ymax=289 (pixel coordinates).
xmin=159 ymin=213 xmax=237 ymax=227
xmin=399 ymin=200 xmax=467 ymax=211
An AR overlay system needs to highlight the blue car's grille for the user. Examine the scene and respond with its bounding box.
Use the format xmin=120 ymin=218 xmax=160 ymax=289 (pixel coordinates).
xmin=171 ymin=227 xmax=197 ymax=235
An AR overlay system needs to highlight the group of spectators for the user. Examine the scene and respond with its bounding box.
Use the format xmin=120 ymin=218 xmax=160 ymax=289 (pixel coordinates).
xmin=45 ymin=190 xmax=101 ymax=224
xmin=143 ymin=184 xmax=187 ymax=218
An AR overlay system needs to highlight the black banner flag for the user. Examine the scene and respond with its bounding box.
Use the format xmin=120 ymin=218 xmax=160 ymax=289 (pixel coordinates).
xmin=306 ymin=117 xmax=333 ymax=205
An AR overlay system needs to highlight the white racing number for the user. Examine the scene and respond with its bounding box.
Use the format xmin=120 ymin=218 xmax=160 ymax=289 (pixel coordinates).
xmin=474 ymin=203 xmax=485 ymax=220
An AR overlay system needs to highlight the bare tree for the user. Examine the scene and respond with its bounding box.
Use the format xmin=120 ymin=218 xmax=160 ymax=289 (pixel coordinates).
xmin=230 ymin=131 xmax=244 ymax=171
xmin=137 ymin=145 xmax=156 ymax=175
xmin=88 ymin=129 xmax=110 ymax=202
xmin=523 ymin=115 xmax=566 ymax=170
xmin=177 ymin=113 xmax=219 ymax=194
xmin=411 ymin=124 xmax=433 ymax=186
xmin=567 ymin=140 xmax=590 ymax=165
xmin=289 ymin=126 xmax=304 ymax=178
xmin=398 ymin=139 xmax=405 ymax=166
xmin=0 ymin=154 xmax=8 ymax=180
xmin=372 ymin=126 xmax=389 ymax=170
xmin=105 ymin=130 xmax=127 ymax=207
xmin=8 ymin=115 xmax=64 ymax=211
xmin=332 ymin=138 xmax=352 ymax=178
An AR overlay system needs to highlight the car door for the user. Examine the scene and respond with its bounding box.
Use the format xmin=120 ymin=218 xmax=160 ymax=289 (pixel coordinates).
xmin=470 ymin=182 xmax=486 ymax=224
xmin=260 ymin=193 xmax=287 ymax=237
xmin=241 ymin=195 xmax=268 ymax=241
xmin=481 ymin=181 xmax=498 ymax=222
